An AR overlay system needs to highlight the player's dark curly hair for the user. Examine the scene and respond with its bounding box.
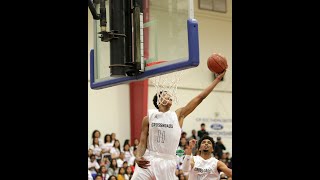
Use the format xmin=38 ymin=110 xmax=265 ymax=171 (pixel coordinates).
xmin=153 ymin=91 xmax=167 ymax=109
xmin=198 ymin=135 xmax=215 ymax=149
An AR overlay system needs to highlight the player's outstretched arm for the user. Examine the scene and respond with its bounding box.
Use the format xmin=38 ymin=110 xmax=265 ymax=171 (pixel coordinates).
xmin=176 ymin=70 xmax=226 ymax=126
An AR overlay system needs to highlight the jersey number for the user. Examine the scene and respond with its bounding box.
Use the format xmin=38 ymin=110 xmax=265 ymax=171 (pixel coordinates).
xmin=157 ymin=130 xmax=165 ymax=143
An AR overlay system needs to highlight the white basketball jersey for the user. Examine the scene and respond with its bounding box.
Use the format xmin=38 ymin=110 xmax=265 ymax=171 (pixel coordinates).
xmin=147 ymin=109 xmax=181 ymax=156
xmin=188 ymin=156 xmax=220 ymax=180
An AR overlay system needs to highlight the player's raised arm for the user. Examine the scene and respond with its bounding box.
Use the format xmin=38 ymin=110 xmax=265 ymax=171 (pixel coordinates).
xmin=181 ymin=139 xmax=197 ymax=172
xmin=176 ymin=71 xmax=226 ymax=126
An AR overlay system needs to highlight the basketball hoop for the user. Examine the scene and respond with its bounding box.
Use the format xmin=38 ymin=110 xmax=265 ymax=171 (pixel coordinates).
xmin=147 ymin=60 xmax=183 ymax=106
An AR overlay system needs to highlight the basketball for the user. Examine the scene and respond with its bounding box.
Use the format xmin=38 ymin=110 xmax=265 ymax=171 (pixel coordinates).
xmin=207 ymin=53 xmax=228 ymax=74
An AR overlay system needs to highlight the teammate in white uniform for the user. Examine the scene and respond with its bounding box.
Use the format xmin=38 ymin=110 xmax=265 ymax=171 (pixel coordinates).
xmin=182 ymin=136 xmax=232 ymax=180
xmin=131 ymin=71 xmax=226 ymax=180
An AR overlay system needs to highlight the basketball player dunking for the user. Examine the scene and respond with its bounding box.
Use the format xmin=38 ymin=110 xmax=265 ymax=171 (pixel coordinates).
xmin=182 ymin=136 xmax=232 ymax=180
xmin=131 ymin=71 xmax=226 ymax=180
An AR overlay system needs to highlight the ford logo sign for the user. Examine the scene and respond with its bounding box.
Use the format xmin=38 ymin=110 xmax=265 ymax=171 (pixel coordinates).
xmin=210 ymin=123 xmax=223 ymax=130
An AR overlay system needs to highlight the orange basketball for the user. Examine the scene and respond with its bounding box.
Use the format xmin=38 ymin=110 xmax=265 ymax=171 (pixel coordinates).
xmin=207 ymin=53 xmax=228 ymax=74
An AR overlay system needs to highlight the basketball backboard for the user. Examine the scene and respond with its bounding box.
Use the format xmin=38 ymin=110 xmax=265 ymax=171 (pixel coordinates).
xmin=89 ymin=0 xmax=199 ymax=89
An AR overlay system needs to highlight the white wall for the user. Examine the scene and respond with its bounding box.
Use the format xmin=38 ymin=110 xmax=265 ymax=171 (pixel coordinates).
xmin=88 ymin=83 xmax=130 ymax=147
xmin=88 ymin=0 xmax=232 ymax=155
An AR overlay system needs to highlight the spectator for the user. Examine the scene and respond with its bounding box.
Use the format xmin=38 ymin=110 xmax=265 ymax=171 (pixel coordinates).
xmin=197 ymin=123 xmax=209 ymax=139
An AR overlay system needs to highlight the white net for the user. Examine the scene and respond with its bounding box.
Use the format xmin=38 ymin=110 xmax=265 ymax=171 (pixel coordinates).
xmin=150 ymin=71 xmax=183 ymax=106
